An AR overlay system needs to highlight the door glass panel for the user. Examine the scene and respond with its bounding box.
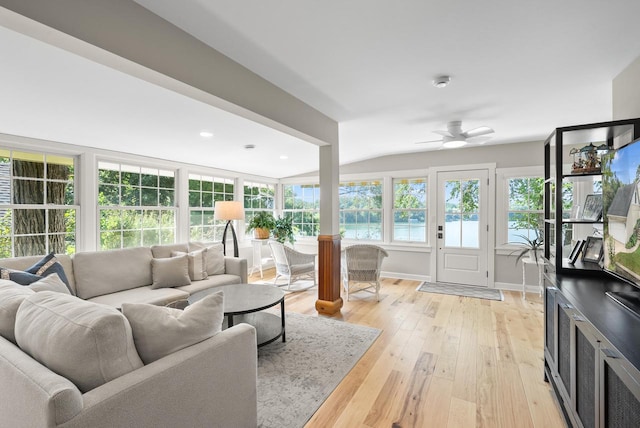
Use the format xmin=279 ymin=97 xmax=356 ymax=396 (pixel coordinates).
xmin=444 ymin=179 xmax=480 ymax=248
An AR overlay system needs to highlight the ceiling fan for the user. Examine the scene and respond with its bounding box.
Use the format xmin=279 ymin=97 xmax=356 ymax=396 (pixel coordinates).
xmin=416 ymin=120 xmax=494 ymax=149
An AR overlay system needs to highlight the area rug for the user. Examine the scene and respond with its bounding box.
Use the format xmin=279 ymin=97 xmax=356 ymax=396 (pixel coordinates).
xmin=417 ymin=281 xmax=503 ymax=301
xmin=257 ymin=312 xmax=381 ymax=428
xmin=253 ymin=279 xmax=316 ymax=292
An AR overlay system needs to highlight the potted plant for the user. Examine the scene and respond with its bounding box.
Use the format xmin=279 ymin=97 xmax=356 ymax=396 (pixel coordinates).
xmin=246 ymin=211 xmax=276 ymax=239
xmin=510 ymin=230 xmax=544 ymax=264
xmin=273 ymin=216 xmax=296 ymax=246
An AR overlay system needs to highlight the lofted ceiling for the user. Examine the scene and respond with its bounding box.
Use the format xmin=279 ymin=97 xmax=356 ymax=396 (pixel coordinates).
xmin=2 ymin=0 xmax=640 ymax=178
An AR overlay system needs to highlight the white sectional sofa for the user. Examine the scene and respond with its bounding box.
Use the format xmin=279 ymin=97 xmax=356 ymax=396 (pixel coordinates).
xmin=0 ymin=243 xmax=256 ymax=427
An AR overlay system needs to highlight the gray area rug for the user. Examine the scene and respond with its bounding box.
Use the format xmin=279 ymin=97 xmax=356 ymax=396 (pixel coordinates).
xmin=257 ymin=312 xmax=380 ymax=428
xmin=417 ymin=281 xmax=503 ymax=301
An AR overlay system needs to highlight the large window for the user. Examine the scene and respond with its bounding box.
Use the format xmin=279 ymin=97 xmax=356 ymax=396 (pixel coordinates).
xmin=282 ymin=184 xmax=320 ymax=237
xmin=393 ymin=178 xmax=427 ymax=242
xmin=188 ymin=174 xmax=234 ymax=241
xmin=98 ymin=162 xmax=175 ymax=250
xmin=244 ymin=181 xmax=275 ymax=237
xmin=0 ymin=149 xmax=76 ymax=257
xmin=339 ymin=180 xmax=382 ymax=240
xmin=508 ymin=176 xmax=544 ymax=243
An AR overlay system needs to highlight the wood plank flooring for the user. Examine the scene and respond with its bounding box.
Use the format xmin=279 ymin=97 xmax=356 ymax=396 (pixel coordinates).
xmin=249 ymin=272 xmax=566 ymax=428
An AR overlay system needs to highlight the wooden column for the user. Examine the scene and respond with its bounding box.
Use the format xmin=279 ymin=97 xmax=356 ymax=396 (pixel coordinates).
xmin=315 ymin=234 xmax=343 ymax=315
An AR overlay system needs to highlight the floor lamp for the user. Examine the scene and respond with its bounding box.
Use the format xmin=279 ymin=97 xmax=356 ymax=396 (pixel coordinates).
xmin=214 ymin=201 xmax=245 ymax=257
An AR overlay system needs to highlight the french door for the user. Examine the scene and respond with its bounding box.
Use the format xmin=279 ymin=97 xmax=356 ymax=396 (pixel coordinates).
xmin=436 ymin=169 xmax=489 ymax=286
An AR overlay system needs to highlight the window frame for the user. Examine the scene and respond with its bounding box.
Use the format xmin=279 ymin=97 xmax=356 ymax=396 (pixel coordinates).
xmin=187 ymin=173 xmax=236 ymax=243
xmin=391 ymin=177 xmax=427 ymax=243
xmin=281 ymin=183 xmax=321 ymax=239
xmin=339 ymin=179 xmax=384 ymax=242
xmin=243 ymin=180 xmax=275 ymax=238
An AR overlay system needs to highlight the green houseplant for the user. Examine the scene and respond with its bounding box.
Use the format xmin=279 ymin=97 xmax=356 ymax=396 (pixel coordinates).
xmin=273 ymin=216 xmax=296 ymax=246
xmin=510 ymin=230 xmax=544 ymax=264
xmin=246 ymin=211 xmax=276 ymax=239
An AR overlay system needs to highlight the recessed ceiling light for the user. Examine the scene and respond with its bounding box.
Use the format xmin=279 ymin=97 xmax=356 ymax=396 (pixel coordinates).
xmin=432 ymin=75 xmax=451 ymax=88
xmin=279 ymin=155 xmax=288 ymax=160
xmin=199 ymin=130 xmax=214 ymax=138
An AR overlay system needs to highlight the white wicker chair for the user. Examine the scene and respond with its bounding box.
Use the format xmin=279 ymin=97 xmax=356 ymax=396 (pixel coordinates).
xmin=268 ymin=240 xmax=316 ymax=291
xmin=342 ymin=244 xmax=388 ymax=301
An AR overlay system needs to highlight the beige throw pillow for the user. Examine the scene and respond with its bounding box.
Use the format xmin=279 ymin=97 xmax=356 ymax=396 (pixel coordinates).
xmin=121 ymin=291 xmax=225 ymax=364
xmin=151 ymin=255 xmax=191 ymax=289
xmin=28 ymin=273 xmax=71 ymax=294
xmin=190 ymin=242 xmax=225 ymax=275
xmin=15 ymin=291 xmax=144 ymax=393
xmin=0 ymin=281 xmax=34 ymax=344
xmin=171 ymin=249 xmax=208 ymax=281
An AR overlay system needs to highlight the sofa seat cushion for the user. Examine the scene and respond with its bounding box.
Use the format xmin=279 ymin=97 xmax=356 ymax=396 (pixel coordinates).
xmin=176 ymin=274 xmax=241 ymax=295
xmin=87 ymin=285 xmax=190 ymax=309
xmin=73 ymin=247 xmax=153 ymax=299
xmin=122 ymin=291 xmax=224 ymax=364
xmin=15 ymin=291 xmax=144 ymax=393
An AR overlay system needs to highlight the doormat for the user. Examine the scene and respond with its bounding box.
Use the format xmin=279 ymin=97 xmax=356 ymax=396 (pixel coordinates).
xmin=417 ymin=281 xmax=503 ymax=301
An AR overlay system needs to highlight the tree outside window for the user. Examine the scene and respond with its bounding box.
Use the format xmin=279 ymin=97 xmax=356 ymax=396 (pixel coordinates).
xmin=339 ymin=180 xmax=382 ymax=240
xmin=98 ymin=162 xmax=175 ymax=250
xmin=508 ymin=177 xmax=544 ymax=243
xmin=393 ymin=178 xmax=427 ymax=242
xmin=188 ymin=174 xmax=234 ymax=242
xmin=282 ymin=184 xmax=320 ymax=237
xmin=244 ymin=181 xmax=275 ymax=237
xmin=0 ymin=149 xmax=76 ymax=257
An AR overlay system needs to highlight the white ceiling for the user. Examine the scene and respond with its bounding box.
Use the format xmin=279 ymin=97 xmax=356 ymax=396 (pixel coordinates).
xmin=2 ymin=1 xmax=640 ymax=178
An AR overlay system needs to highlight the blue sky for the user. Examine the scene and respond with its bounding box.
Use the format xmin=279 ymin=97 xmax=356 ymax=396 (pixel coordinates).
xmin=609 ymin=140 xmax=640 ymax=184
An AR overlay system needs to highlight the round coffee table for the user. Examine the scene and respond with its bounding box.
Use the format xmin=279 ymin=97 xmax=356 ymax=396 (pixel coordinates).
xmin=217 ymin=283 xmax=286 ymax=347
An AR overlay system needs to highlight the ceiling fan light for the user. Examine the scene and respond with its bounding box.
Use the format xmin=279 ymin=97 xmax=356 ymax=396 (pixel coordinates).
xmin=442 ymin=139 xmax=467 ymax=149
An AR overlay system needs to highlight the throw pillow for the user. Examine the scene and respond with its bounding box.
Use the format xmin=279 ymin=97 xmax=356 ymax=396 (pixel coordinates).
xmin=150 ymin=255 xmax=191 ymax=289
xmin=28 ymin=273 xmax=71 ymax=294
xmin=190 ymin=242 xmax=225 ymax=275
xmin=15 ymin=291 xmax=143 ymax=392
xmin=26 ymin=253 xmax=71 ymax=291
xmin=171 ymin=249 xmax=208 ymax=281
xmin=0 ymin=268 xmax=43 ymax=285
xmin=121 ymin=291 xmax=224 ymax=364
xmin=0 ymin=280 xmax=34 ymax=344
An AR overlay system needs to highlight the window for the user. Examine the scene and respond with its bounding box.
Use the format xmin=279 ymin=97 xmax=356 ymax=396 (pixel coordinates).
xmin=188 ymin=174 xmax=234 ymax=241
xmin=282 ymin=184 xmax=320 ymax=237
xmin=508 ymin=177 xmax=544 ymax=243
xmin=244 ymin=181 xmax=275 ymax=237
xmin=393 ymin=178 xmax=427 ymax=242
xmin=0 ymin=149 xmax=77 ymax=257
xmin=339 ymin=180 xmax=382 ymax=240
xmin=98 ymin=162 xmax=175 ymax=250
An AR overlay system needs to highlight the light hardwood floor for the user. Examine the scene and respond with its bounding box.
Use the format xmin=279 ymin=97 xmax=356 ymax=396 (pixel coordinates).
xmin=249 ymin=271 xmax=566 ymax=428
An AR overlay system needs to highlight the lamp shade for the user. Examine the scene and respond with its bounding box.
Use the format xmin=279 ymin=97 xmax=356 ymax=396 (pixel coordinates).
xmin=214 ymin=201 xmax=245 ymax=221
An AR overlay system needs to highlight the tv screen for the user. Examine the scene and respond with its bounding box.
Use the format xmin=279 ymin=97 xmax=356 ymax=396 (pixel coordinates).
xmin=602 ymin=137 xmax=640 ymax=288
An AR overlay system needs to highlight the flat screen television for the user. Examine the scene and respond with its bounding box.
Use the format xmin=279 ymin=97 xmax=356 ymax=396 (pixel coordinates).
xmin=602 ymin=137 xmax=640 ymax=313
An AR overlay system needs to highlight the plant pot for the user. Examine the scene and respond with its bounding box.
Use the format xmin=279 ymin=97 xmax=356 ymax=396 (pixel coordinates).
xmin=253 ymin=228 xmax=270 ymax=239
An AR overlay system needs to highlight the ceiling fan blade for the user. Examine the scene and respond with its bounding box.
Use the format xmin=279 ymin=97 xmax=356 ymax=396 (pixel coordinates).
xmin=415 ymin=138 xmax=442 ymax=145
xmin=462 ymin=126 xmax=494 ymax=138
xmin=433 ymin=130 xmax=454 ymax=138
xmin=466 ymin=136 xmax=493 ymax=145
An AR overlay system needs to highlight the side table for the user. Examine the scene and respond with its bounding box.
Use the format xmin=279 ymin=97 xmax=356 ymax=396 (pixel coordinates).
xmin=522 ymin=258 xmax=546 ymax=300
xmin=250 ymin=238 xmax=271 ymax=278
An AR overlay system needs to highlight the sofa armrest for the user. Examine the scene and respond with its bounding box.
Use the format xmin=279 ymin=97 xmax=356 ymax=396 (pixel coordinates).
xmin=0 ymin=336 xmax=83 ymax=427
xmin=61 ymin=324 xmax=257 ymax=428
xmin=224 ymin=257 xmax=248 ymax=283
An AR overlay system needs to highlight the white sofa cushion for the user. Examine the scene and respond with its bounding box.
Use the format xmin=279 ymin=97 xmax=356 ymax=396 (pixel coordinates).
xmin=0 ymin=280 xmax=34 ymax=344
xmin=151 ymin=255 xmax=191 ymax=289
xmin=121 ymin=291 xmax=224 ymax=364
xmin=87 ymin=285 xmax=190 ymax=309
xmin=15 ymin=291 xmax=144 ymax=393
xmin=172 ymin=249 xmax=208 ymax=281
xmin=73 ymin=247 xmax=154 ymax=299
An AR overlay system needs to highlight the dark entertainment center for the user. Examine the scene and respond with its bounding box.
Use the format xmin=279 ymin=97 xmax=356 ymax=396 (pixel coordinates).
xmin=543 ymin=118 xmax=640 ymax=428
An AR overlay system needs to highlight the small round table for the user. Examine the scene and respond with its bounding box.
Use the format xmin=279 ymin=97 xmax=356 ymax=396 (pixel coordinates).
xmin=217 ymin=283 xmax=286 ymax=347
xmin=522 ymin=258 xmax=546 ymax=300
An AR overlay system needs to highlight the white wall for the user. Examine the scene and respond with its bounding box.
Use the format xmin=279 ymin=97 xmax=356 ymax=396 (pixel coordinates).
xmin=613 ymin=55 xmax=640 ymax=120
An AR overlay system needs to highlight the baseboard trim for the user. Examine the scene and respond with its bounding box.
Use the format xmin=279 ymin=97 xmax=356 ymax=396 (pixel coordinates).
xmin=495 ymin=281 xmax=542 ymax=294
xmin=381 ymin=271 xmax=430 ymax=282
